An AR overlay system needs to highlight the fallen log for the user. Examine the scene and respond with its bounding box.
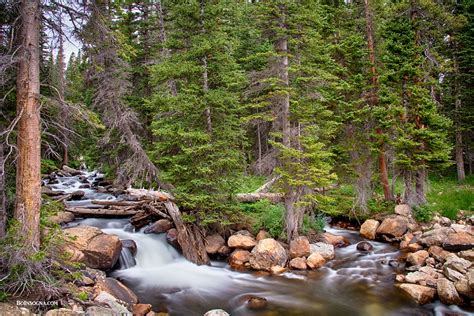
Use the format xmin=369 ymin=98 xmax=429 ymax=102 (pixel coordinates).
xmin=65 ymin=207 xmax=138 ymax=217
xmin=91 ymin=200 xmax=147 ymax=207
xmin=130 ymin=210 xmax=155 ymax=228
xmin=126 ymin=188 xmax=174 ymax=201
xmin=235 ymin=193 xmax=284 ymax=203
xmin=163 ymin=201 xmax=209 ymax=265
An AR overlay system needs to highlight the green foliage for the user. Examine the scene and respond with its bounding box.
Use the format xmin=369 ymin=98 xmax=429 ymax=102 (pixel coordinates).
xmin=413 ymin=205 xmax=434 ymax=222
xmin=302 ymin=213 xmax=326 ymax=234
xmin=77 ymin=291 xmax=88 ymax=301
xmin=240 ymin=200 xmax=285 ymax=239
xmin=41 ymin=159 xmax=59 ymax=174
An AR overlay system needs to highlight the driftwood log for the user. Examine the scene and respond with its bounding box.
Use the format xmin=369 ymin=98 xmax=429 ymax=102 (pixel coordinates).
xmin=164 ymin=201 xmax=210 ymax=265
xmin=65 ymin=207 xmax=138 ymax=216
xmin=235 ymin=193 xmax=284 ymax=203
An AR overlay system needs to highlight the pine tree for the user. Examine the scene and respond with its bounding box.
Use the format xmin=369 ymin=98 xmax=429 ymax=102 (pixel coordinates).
xmin=150 ymin=0 xmax=246 ymax=218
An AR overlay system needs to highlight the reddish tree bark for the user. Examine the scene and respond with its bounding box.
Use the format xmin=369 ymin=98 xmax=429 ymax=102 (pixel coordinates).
xmin=14 ymin=0 xmax=42 ymax=252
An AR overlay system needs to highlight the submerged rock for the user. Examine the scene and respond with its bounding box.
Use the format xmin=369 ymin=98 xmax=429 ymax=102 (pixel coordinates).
xmin=166 ymin=228 xmax=179 ymax=249
xmin=121 ymin=239 xmax=138 ymax=256
xmin=397 ymin=283 xmax=436 ymax=305
xmin=360 ymin=219 xmax=380 ymax=240
xmin=71 ymin=190 xmax=85 ymax=200
xmin=289 ymin=236 xmax=310 ymax=259
xmin=320 ymin=232 xmax=350 ymax=248
xmin=356 ymin=241 xmax=373 ymax=252
xmin=204 ymin=310 xmax=230 ymax=316
xmin=249 ymin=238 xmax=288 ymax=271
xmin=247 ymin=296 xmax=267 ymax=310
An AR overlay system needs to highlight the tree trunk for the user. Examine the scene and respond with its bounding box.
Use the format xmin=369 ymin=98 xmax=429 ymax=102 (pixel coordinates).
xmin=275 ymin=36 xmax=290 ymax=148
xmin=415 ymin=169 xmax=427 ymax=205
xmin=15 ymin=0 xmax=41 ymax=252
xmin=403 ymin=170 xmax=416 ymax=206
xmin=57 ymin=29 xmax=68 ymax=166
xmin=0 ymin=142 xmax=6 ymax=238
xmin=454 ymin=61 xmax=465 ymax=182
xmin=363 ymin=0 xmax=392 ymax=201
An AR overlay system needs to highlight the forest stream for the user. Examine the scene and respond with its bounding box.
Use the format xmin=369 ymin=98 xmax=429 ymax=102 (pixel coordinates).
xmin=47 ymin=171 xmax=472 ymax=316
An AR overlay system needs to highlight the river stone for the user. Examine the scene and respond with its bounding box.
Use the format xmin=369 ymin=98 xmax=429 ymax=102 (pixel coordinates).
xmin=428 ymin=246 xmax=450 ymax=263
xmin=229 ymin=249 xmax=251 ymax=270
xmin=443 ymin=266 xmax=464 ymax=282
xmin=469 ymin=269 xmax=474 ymax=289
xmin=395 ymin=204 xmax=411 ymax=217
xmin=132 ymin=304 xmax=152 ymax=315
xmin=444 ymin=253 xmax=472 ymax=274
xmin=217 ymin=245 xmax=231 ymax=256
xmin=442 ymin=231 xmax=474 ymax=251
xmin=64 ymin=226 xmax=122 ymax=270
xmin=455 ymin=277 xmax=474 ymax=299
xmin=320 ymin=232 xmax=350 ymax=248
xmin=289 ymin=236 xmax=310 ymax=259
xmin=86 ymin=306 xmax=117 ymax=316
xmin=121 ymin=239 xmax=138 ymax=256
xmin=228 ymin=232 xmax=257 ymax=250
xmin=94 ymin=291 xmax=131 ymax=315
xmin=45 ymin=308 xmax=80 ymax=316
xmin=458 ymin=249 xmax=474 ymax=261
xmin=307 ymin=252 xmax=326 ymax=270
xmin=0 ymin=303 xmax=35 ymax=316
xmin=94 ymin=277 xmax=138 ymax=306
xmin=49 ymin=211 xmax=75 ymax=225
xmin=356 ymin=241 xmax=373 ymax=252
xmin=256 ymin=230 xmax=271 ymax=241
xmin=270 ymin=265 xmax=287 ymax=274
xmin=63 ymin=165 xmax=82 ymax=176
xmin=310 ymin=242 xmax=335 ymax=260
xmin=376 ymin=215 xmax=408 ymax=238
xmin=204 ymin=310 xmax=230 ymax=316
xmin=249 ymin=238 xmax=288 ymax=271
xmin=166 ymin=228 xmax=180 ymax=249
xmin=397 ymin=284 xmax=436 ymax=305
xmin=205 ymin=234 xmax=226 ymax=254
xmin=418 ymin=227 xmax=452 ymax=248
xmin=437 ymin=278 xmax=463 ymax=305
xmin=144 ymin=219 xmax=173 ymax=234
xmin=247 ymin=296 xmax=267 ymax=310
xmin=71 ymin=190 xmax=85 ymax=200
xmin=289 ymin=257 xmax=307 ymax=270
xmin=360 ymin=219 xmax=380 ymax=240
xmin=407 ymin=250 xmax=429 ymax=266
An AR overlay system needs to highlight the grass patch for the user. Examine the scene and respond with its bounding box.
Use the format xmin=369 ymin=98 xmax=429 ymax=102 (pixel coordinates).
xmin=425 ymin=175 xmax=474 ymax=219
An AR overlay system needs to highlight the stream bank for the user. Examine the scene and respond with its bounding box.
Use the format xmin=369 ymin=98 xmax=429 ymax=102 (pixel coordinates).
xmin=34 ymin=166 xmax=474 ymax=315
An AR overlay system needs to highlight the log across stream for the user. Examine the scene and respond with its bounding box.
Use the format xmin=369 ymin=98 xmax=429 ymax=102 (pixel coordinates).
xmin=47 ymin=171 xmax=472 ymax=315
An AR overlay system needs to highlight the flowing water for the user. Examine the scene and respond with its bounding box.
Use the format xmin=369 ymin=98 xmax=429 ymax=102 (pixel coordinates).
xmin=48 ymin=172 xmax=472 ymax=316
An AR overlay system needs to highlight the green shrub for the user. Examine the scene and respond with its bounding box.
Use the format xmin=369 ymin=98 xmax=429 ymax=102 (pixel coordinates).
xmin=77 ymin=291 xmax=88 ymax=301
xmin=41 ymin=159 xmax=59 ymax=174
xmin=302 ymin=213 xmax=327 ymax=234
xmin=240 ymin=200 xmax=285 ymax=238
xmin=413 ymin=205 xmax=433 ymax=222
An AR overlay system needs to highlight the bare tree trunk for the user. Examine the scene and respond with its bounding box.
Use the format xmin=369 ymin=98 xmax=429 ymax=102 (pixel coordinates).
xmin=415 ymin=169 xmax=427 ymax=205
xmin=284 ymin=190 xmax=304 ymax=242
xmin=0 ymin=141 xmax=6 ymax=238
xmin=403 ymin=170 xmax=416 ymax=206
xmin=257 ymin=122 xmax=262 ymax=173
xmin=15 ymin=0 xmax=41 ymax=252
xmin=57 ymin=29 xmax=68 ymax=166
xmin=276 ymin=36 xmax=290 ymax=148
xmin=363 ymin=0 xmax=392 ymax=201
xmin=454 ymin=61 xmax=465 ymax=182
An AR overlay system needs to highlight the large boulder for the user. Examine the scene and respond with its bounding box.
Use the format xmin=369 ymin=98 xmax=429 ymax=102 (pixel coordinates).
xmin=144 ymin=219 xmax=173 ymax=234
xmin=359 ymin=219 xmax=379 ymax=240
xmin=228 ymin=231 xmax=257 ymax=250
xmin=418 ymin=227 xmax=452 ymax=248
xmin=94 ymin=277 xmax=138 ymax=305
xmin=397 ymin=284 xmax=436 ymax=305
xmin=229 ymin=250 xmax=251 ymax=270
xmin=310 ymin=242 xmax=335 ymax=260
xmin=289 ymin=236 xmax=310 ymax=259
xmin=376 ymin=215 xmax=408 ymax=238
xmin=306 ymin=252 xmax=326 ymax=270
xmin=455 ymin=277 xmax=474 ymax=300
xmin=442 ymin=231 xmax=474 ymax=251
xmin=249 ymin=238 xmax=288 ymax=271
xmin=437 ymin=278 xmax=463 ymax=305
xmin=49 ymin=211 xmax=75 ymax=225
xmin=428 ymin=246 xmax=450 ymax=263
xmin=406 ymin=250 xmax=429 ymax=266
xmin=64 ymin=226 xmax=122 ymax=270
xmin=205 ymin=234 xmax=226 ymax=255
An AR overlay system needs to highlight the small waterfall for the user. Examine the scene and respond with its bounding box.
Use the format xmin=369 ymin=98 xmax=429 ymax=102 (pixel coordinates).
xmin=118 ymin=247 xmax=136 ymax=270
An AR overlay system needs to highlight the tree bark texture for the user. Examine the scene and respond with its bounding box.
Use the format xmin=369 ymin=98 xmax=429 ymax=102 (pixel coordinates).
xmin=15 ymin=0 xmax=42 ymax=252
xmin=0 ymin=142 xmax=6 ymax=238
